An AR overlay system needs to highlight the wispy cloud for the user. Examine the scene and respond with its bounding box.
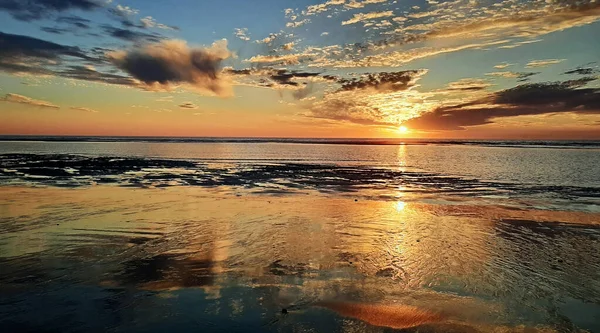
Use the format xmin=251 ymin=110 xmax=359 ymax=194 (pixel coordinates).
xmin=444 ymin=78 xmax=492 ymax=92
xmin=342 ymin=11 xmax=393 ymax=25
xmin=286 ymin=19 xmax=310 ymax=28
xmin=244 ymin=53 xmax=313 ymax=66
xmin=485 ymin=71 xmax=539 ymax=81
xmin=70 ymin=106 xmax=99 ymax=112
xmin=1 ymin=93 xmax=59 ymax=109
xmin=313 ymin=40 xmax=509 ymax=68
xmin=525 ymin=59 xmax=566 ymax=68
xmin=140 ymin=16 xmax=178 ymax=30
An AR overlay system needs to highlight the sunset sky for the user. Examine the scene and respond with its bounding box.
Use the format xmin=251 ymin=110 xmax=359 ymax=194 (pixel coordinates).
xmin=0 ymin=0 xmax=599 ymax=138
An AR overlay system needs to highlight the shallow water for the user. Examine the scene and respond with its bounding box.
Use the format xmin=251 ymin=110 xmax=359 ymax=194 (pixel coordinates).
xmin=1 ymin=141 xmax=599 ymax=332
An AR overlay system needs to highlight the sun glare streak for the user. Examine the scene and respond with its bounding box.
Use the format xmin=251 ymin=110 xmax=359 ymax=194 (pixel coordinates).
xmin=398 ymin=125 xmax=409 ymax=134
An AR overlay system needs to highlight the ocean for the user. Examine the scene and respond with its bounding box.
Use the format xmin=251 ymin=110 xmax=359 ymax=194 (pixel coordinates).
xmin=1 ymin=138 xmax=599 ymax=332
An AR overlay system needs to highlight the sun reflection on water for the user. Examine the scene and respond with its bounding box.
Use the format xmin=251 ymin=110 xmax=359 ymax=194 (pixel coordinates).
xmin=396 ymin=201 xmax=407 ymax=212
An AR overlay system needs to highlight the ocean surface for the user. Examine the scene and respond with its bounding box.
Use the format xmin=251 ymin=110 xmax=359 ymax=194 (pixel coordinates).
xmin=1 ymin=138 xmax=600 ymax=332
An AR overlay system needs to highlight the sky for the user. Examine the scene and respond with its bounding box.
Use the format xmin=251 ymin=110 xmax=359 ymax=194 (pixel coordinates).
xmin=0 ymin=0 xmax=599 ymax=139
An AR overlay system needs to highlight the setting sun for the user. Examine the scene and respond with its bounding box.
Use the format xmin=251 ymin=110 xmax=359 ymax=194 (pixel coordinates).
xmin=398 ymin=126 xmax=409 ymax=134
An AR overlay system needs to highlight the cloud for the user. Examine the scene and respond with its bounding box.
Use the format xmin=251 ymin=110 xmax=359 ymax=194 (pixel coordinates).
xmin=101 ymin=25 xmax=162 ymax=42
xmin=0 ymin=0 xmax=103 ymax=21
xmin=244 ymin=53 xmax=311 ymax=66
xmin=56 ymin=15 xmax=91 ymax=29
xmin=109 ymin=4 xmax=138 ymax=17
xmin=178 ymin=102 xmax=198 ymax=109
xmin=225 ymin=67 xmax=330 ymax=90
xmin=337 ymin=70 xmax=427 ymax=92
xmin=344 ymin=0 xmax=388 ymax=9
xmin=337 ymin=1 xmax=600 ymax=67
xmin=0 ymin=93 xmax=59 ymax=109
xmin=494 ymin=63 xmax=513 ymax=69
xmin=58 ymin=65 xmax=137 ymax=86
xmin=444 ymin=78 xmax=492 ymax=91
xmin=564 ymin=66 xmax=598 ymax=76
xmin=307 ymin=70 xmax=430 ymax=126
xmin=108 ymin=39 xmax=233 ymax=96
xmin=234 ymin=28 xmax=250 ymax=41
xmin=268 ymin=70 xmax=321 ymax=87
xmin=140 ymin=16 xmax=178 ymax=30
xmin=0 ymin=33 xmax=136 ymax=86
xmin=286 ymin=19 xmax=310 ymax=28
xmin=281 ymin=42 xmax=295 ymax=50
xmin=404 ymin=78 xmax=600 ymax=130
xmin=41 ymin=27 xmax=70 ymax=34
xmin=407 ymin=2 xmax=600 ymax=42
xmin=314 ymin=40 xmax=509 ymax=68
xmin=342 ymin=11 xmax=393 ymax=25
xmin=70 ymin=106 xmax=98 ymax=112
xmin=0 ymin=31 xmax=91 ymax=60
xmin=0 ymin=31 xmax=98 ymax=77
xmin=485 ymin=71 xmax=539 ymax=81
xmin=306 ymin=0 xmax=345 ymax=15
xmin=256 ymin=33 xmax=280 ymax=44
xmin=497 ymin=39 xmax=543 ymax=49
xmin=525 ymin=59 xmax=566 ymax=68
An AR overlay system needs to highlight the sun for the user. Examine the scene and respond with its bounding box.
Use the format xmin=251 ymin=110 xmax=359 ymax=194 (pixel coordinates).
xmin=398 ymin=125 xmax=409 ymax=134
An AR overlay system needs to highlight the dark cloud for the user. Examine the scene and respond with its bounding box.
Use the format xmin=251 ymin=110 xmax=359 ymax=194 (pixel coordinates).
xmin=58 ymin=65 xmax=137 ymax=86
xmin=108 ymin=39 xmax=233 ymax=96
xmin=56 ymin=15 xmax=91 ymax=29
xmin=0 ymin=31 xmax=96 ymax=76
xmin=0 ymin=32 xmax=138 ymax=86
xmin=40 ymin=27 xmax=70 ymax=34
xmin=337 ymin=70 xmax=426 ymax=92
xmin=224 ymin=68 xmax=336 ymax=92
xmin=101 ymin=25 xmax=162 ymax=43
xmin=270 ymin=70 xmax=320 ymax=87
xmin=0 ymin=0 xmax=102 ymax=21
xmin=405 ymin=78 xmax=600 ymax=130
xmin=563 ymin=65 xmax=598 ymax=76
xmin=0 ymin=61 xmax=53 ymax=75
xmin=0 ymin=31 xmax=91 ymax=60
xmin=178 ymin=102 xmax=198 ymax=109
xmin=225 ymin=68 xmax=252 ymax=75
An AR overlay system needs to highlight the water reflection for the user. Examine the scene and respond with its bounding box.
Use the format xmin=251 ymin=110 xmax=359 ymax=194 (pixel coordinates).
xmin=396 ymin=201 xmax=407 ymax=212
xmin=1 ymin=186 xmax=599 ymax=332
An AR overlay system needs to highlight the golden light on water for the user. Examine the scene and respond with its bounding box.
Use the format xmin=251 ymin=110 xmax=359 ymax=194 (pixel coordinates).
xmin=396 ymin=201 xmax=407 ymax=211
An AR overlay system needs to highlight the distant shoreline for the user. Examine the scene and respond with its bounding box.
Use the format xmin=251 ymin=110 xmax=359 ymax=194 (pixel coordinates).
xmin=0 ymin=136 xmax=599 ymax=148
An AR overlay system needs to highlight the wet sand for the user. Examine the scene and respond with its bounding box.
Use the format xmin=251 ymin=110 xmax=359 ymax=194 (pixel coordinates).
xmin=1 ymin=185 xmax=599 ymax=332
